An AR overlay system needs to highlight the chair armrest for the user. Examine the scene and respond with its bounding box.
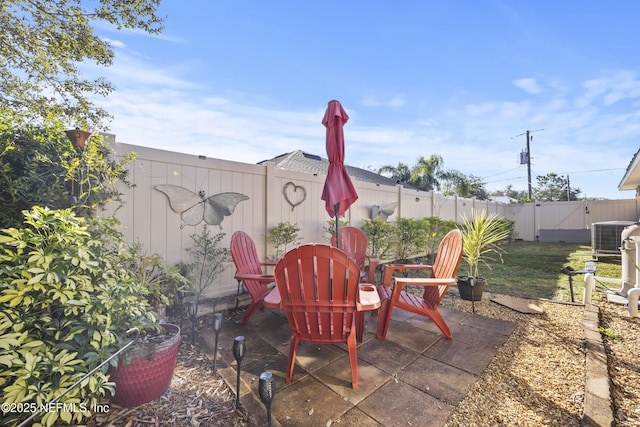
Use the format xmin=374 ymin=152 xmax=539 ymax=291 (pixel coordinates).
xmin=394 ymin=277 xmax=456 ymax=288
xmin=234 ymin=273 xmax=275 ymax=284
xmin=380 ymin=264 xmax=435 ymax=286
xmin=365 ymin=256 xmax=380 ymax=283
xmin=357 ymin=284 xmax=381 ymax=311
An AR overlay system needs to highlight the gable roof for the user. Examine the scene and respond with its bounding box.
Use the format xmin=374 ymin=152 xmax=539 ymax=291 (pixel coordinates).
xmin=258 ymin=150 xmax=404 ymax=187
xmin=618 ymin=147 xmax=640 ymax=194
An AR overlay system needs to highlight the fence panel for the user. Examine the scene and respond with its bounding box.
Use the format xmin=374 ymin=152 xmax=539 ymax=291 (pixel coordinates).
xmin=112 ymin=143 xmax=637 ymax=299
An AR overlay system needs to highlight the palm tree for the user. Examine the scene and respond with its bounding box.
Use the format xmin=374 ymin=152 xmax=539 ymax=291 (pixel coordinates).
xmin=409 ymin=154 xmax=443 ymax=191
xmin=378 ymin=155 xmax=444 ymax=191
xmin=377 ymin=162 xmax=411 ymax=183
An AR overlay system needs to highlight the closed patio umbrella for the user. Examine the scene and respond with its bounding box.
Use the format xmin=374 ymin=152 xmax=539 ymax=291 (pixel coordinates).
xmin=321 ymin=100 xmax=358 ymax=248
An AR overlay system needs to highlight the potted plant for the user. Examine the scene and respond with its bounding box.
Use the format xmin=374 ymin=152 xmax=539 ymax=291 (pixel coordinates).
xmin=107 ymin=243 xmax=190 ymax=407
xmin=457 ymin=210 xmax=512 ymax=301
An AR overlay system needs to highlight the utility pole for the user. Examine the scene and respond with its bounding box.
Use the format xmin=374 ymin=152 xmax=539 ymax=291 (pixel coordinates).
xmin=526 ymin=130 xmax=532 ymax=200
xmin=517 ymin=129 xmax=543 ymax=200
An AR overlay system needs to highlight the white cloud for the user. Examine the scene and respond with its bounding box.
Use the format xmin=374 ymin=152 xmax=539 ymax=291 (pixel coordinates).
xmin=90 ymin=54 xmax=634 ymax=199
xmin=361 ymin=95 xmax=406 ymax=109
xmin=102 ymin=37 xmax=127 ymax=48
xmin=513 ymin=78 xmax=542 ymax=94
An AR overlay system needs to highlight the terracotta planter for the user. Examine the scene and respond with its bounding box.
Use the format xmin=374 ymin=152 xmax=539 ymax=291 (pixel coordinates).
xmin=109 ymin=324 xmax=180 ymax=407
xmin=457 ymin=277 xmax=487 ymax=302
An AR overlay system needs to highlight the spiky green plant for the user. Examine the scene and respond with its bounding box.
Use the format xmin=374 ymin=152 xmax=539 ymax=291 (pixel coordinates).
xmin=459 ymin=210 xmax=511 ymax=278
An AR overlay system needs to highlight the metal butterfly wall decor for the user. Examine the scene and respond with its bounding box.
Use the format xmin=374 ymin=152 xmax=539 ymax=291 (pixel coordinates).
xmin=154 ymin=184 xmax=249 ymax=228
xmin=370 ymin=202 xmax=399 ymax=222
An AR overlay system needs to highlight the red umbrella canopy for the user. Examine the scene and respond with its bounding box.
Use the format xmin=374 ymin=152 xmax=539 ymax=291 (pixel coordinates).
xmin=320 ymin=100 xmax=358 ymax=217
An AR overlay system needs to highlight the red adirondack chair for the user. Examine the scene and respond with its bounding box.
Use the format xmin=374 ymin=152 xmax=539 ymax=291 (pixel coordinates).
xmin=274 ymin=244 xmax=361 ymax=388
xmin=331 ymin=226 xmax=380 ymax=284
xmin=376 ymin=229 xmax=464 ymax=340
xmin=230 ymin=231 xmax=276 ymax=325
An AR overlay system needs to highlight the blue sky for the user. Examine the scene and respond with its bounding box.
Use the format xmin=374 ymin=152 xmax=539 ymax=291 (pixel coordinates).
xmin=90 ymin=1 xmax=640 ymax=199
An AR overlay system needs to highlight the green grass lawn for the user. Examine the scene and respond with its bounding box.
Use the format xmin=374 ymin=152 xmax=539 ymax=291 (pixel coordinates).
xmin=467 ymin=240 xmax=623 ymax=301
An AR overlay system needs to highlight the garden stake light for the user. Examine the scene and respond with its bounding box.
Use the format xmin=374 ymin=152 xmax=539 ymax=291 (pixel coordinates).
xmin=233 ymin=336 xmax=246 ymax=409
xmin=469 ymin=277 xmax=476 ymax=313
xmin=176 ymin=289 xmax=185 ymax=329
xmin=258 ymin=371 xmax=275 ymax=427
xmin=187 ymin=300 xmax=198 ymax=346
xmin=212 ymin=312 xmax=223 ymax=373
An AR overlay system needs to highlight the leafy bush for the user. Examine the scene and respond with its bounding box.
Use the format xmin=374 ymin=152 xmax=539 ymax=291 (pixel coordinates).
xmin=184 ymin=224 xmax=230 ymax=301
xmin=0 ymin=207 xmax=153 ymax=426
xmin=393 ymin=218 xmax=427 ymax=262
xmin=419 ymin=217 xmax=458 ymax=263
xmin=361 ymin=219 xmax=395 ymax=260
xmin=0 ymin=121 xmax=135 ymax=229
xmin=267 ymin=222 xmax=302 ymax=259
xmin=124 ymin=241 xmax=190 ymax=313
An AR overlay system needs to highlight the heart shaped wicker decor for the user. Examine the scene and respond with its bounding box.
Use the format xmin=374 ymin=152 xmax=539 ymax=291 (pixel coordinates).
xmin=283 ymin=182 xmax=307 ymax=211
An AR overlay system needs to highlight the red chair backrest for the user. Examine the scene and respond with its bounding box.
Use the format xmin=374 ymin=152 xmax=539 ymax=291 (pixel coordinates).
xmin=331 ymin=226 xmax=368 ymax=272
xmin=424 ymin=229 xmax=464 ymax=302
xmin=230 ymin=231 xmax=262 ymax=275
xmin=230 ymin=231 xmax=270 ymax=298
xmin=274 ymin=244 xmax=360 ymax=343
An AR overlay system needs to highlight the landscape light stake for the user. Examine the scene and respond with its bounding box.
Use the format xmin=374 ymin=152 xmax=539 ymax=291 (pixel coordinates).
xmin=469 ymin=277 xmax=476 ymax=314
xmin=258 ymin=371 xmax=275 ymax=427
xmin=187 ymin=300 xmax=198 ymax=346
xmin=177 ymin=290 xmax=185 ymax=329
xmin=212 ymin=312 xmax=223 ymax=373
xmin=233 ymin=336 xmax=246 ymax=410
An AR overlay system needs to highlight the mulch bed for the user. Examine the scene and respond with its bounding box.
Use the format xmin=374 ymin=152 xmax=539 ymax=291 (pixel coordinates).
xmin=88 ymin=342 xmax=249 ymax=427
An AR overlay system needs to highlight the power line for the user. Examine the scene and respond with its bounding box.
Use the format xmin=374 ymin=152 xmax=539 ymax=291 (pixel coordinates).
xmin=481 ymin=165 xmax=524 ymax=179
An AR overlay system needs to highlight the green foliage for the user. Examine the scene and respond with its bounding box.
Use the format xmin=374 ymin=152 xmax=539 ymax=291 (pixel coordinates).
xmin=458 ymin=210 xmax=512 ymax=278
xmin=419 ymin=217 xmax=459 ymax=262
xmin=439 ymin=170 xmax=489 ymax=200
xmin=124 ymin=242 xmax=190 ymax=310
xmin=379 ymin=155 xmax=443 ymax=191
xmin=0 ymin=0 xmax=164 ymax=128
xmin=361 ymin=219 xmax=395 ymax=259
xmin=184 ymin=224 xmax=230 ymax=301
xmin=324 ymin=219 xmax=349 ymax=242
xmin=0 ymin=121 xmax=136 ymax=229
xmin=0 ymin=207 xmax=153 ymax=426
xmin=534 ymin=172 xmax=582 ymax=201
xmin=598 ymin=327 xmax=623 ymax=343
xmin=268 ymin=222 xmax=302 ymax=259
xmin=393 ymin=218 xmax=427 ymax=262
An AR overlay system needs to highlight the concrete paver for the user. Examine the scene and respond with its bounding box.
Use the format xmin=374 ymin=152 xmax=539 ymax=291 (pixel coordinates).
xmin=199 ymin=306 xmax=516 ymax=426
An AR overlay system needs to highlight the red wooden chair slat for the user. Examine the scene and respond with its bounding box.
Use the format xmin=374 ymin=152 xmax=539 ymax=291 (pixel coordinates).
xmin=376 ymin=229 xmax=464 ymax=340
xmin=331 ymin=226 xmax=380 ymax=284
xmin=275 ymin=244 xmax=361 ymax=388
xmin=230 ymin=231 xmax=276 ymax=324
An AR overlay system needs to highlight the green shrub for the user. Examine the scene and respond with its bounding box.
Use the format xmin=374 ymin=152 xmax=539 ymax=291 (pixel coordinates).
xmin=0 ymin=121 xmax=135 ymax=229
xmin=0 ymin=207 xmax=153 ymax=426
xmin=267 ymin=222 xmax=302 ymax=259
xmin=184 ymin=224 xmax=229 ymax=301
xmin=420 ymin=217 xmax=458 ymax=262
xmin=393 ymin=218 xmax=427 ymax=262
xmin=361 ymin=219 xmax=395 ymax=260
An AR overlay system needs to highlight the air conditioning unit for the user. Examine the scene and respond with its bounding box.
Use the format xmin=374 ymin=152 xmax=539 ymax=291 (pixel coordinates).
xmin=591 ymin=221 xmax=635 ymax=259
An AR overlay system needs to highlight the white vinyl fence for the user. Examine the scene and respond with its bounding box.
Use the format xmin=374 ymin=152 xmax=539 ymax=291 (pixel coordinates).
xmin=110 ymin=143 xmax=638 ymax=300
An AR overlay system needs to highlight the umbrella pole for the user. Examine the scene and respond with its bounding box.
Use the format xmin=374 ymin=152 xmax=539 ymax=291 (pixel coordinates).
xmin=334 ymin=203 xmax=340 ymax=248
